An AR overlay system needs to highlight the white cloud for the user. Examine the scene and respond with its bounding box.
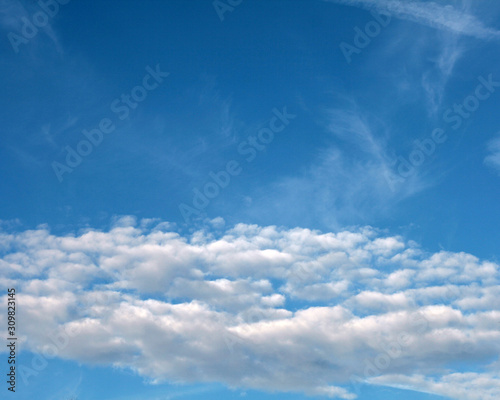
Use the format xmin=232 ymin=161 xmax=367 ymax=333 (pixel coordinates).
xmin=326 ymin=0 xmax=500 ymax=39
xmin=485 ymin=133 xmax=500 ymax=174
xmin=243 ymin=107 xmax=433 ymax=229
xmin=0 ymin=0 xmax=64 ymax=54
xmin=421 ymin=33 xmax=464 ymax=114
xmin=0 ymin=218 xmax=499 ymax=399
xmin=369 ymin=373 xmax=500 ymax=400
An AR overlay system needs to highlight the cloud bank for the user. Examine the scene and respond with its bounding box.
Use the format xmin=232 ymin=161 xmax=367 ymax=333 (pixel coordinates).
xmin=0 ymin=217 xmax=499 ymax=399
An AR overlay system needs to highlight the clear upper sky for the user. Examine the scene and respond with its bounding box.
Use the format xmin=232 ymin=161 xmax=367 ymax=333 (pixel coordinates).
xmin=1 ymin=1 xmax=500 ymax=399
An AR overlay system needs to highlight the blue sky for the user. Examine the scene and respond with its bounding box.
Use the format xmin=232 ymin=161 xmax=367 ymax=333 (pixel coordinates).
xmin=1 ymin=0 xmax=500 ymax=399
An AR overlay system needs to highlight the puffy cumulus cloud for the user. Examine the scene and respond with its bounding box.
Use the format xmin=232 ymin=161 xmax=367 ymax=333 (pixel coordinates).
xmin=0 ymin=217 xmax=499 ymax=399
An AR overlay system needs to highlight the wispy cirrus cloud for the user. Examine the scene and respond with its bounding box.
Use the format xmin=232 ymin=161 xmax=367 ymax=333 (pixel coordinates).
xmin=421 ymin=33 xmax=463 ymax=114
xmin=370 ymin=373 xmax=500 ymax=400
xmin=485 ymin=133 xmax=500 ymax=175
xmin=325 ymin=0 xmax=500 ymax=40
xmin=241 ymin=105 xmax=431 ymax=230
xmin=0 ymin=0 xmax=64 ymax=54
